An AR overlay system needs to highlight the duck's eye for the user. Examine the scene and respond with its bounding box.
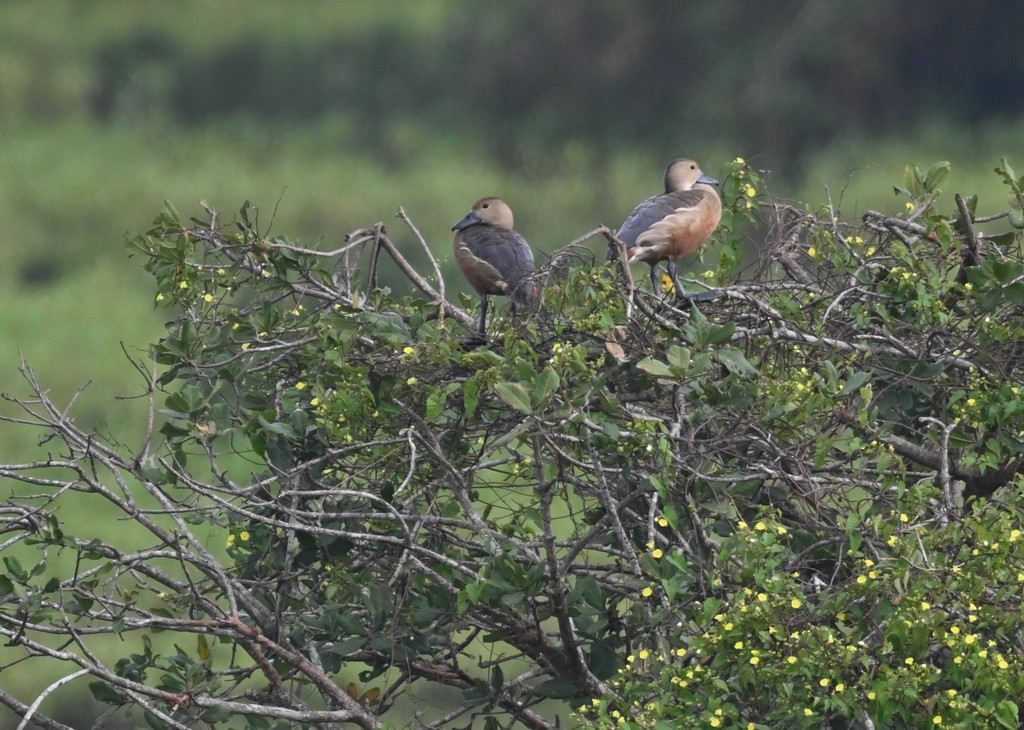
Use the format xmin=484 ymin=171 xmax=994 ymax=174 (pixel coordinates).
xmin=481 ymin=203 xmax=490 ymax=209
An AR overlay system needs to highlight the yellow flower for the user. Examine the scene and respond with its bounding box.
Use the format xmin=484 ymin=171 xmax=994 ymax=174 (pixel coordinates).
xmin=933 ymin=716 xmax=942 ymax=725
xmin=868 ymin=691 xmax=877 ymax=700
xmin=657 ymin=517 xmax=669 ymax=527
xmin=807 ymin=246 xmax=817 ymax=258
xmin=241 ymin=342 xmax=251 ymax=351
xmin=675 ymin=647 xmax=687 ymax=657
xmin=651 ymin=548 xmax=664 ymax=559
xmin=777 ymin=526 xmax=788 ymax=535
xmin=310 ymin=397 xmax=320 ymax=407
xmin=819 ymin=678 xmax=830 ymax=687
xmin=203 ymin=293 xmax=214 ymax=303
xmin=710 ymin=719 xmax=721 ymax=728
xmin=835 ymin=683 xmax=845 ymax=693
xmin=905 ymin=657 xmax=914 ymax=665
xmin=734 ymin=641 xmax=744 ymax=650
xmin=226 ymin=534 xmax=236 ymax=545
xmin=642 ymin=586 xmax=654 ymax=598
xmin=863 ymin=559 xmax=875 ymax=567
xmin=900 ymin=513 xmax=909 ymax=523
xmin=954 ymin=655 xmax=963 ymax=664
xmin=239 ymin=530 xmax=250 ymax=541
xmin=804 ymin=708 xmax=814 ymax=717
xmin=295 ymin=381 xmax=307 ymax=390
xmin=178 ymin=280 xmax=189 ymax=289
xmin=920 ymin=601 xmax=930 ymax=611
xmin=734 ymin=157 xmax=746 ymax=164
xmin=999 ymin=658 xmax=1009 ymax=669
xmin=791 ymin=598 xmax=802 ymax=609
xmin=155 ymin=293 xmax=165 ymax=302
xmin=745 ymin=185 xmax=757 ymax=197
xmin=857 ymin=575 xmax=868 ymax=584
xmin=638 ymin=649 xmax=650 ymax=660
xmin=406 ymin=377 xmax=418 ymax=385
xmin=737 ymin=521 xmax=749 ymax=530
xmin=757 ymin=593 xmax=768 ymax=602
xmin=1011 ymin=529 xmax=1022 ymax=542
xmin=749 ymin=656 xmax=760 ymax=665
xmin=755 ymin=521 xmax=767 ymax=531
xmin=787 ymin=656 xmax=798 ymax=664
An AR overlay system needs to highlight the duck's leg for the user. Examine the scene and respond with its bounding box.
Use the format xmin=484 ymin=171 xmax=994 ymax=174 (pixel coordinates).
xmin=478 ymin=294 xmax=490 ymax=335
xmin=649 ymin=263 xmax=661 ymax=296
xmin=667 ymin=260 xmax=688 ymax=300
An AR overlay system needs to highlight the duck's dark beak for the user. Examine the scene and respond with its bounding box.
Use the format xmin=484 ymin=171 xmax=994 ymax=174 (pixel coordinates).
xmin=452 ymin=210 xmax=483 ymax=231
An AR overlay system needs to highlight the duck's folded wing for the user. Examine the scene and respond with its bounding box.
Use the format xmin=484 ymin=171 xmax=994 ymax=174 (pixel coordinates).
xmin=457 ymin=228 xmax=536 ymax=300
xmin=617 ymin=190 xmax=707 ymax=249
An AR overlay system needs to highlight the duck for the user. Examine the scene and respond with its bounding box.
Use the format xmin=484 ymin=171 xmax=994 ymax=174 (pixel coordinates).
xmin=616 ymin=158 xmax=722 ymax=299
xmin=452 ymin=197 xmax=538 ymax=335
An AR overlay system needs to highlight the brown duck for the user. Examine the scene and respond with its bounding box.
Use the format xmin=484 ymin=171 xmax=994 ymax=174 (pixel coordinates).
xmin=452 ymin=197 xmax=538 ymax=335
xmin=617 ymin=158 xmax=722 ymax=300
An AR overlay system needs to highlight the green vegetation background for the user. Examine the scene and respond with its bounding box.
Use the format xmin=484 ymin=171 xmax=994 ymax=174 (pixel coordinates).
xmin=1 ymin=1 xmax=1023 ymax=726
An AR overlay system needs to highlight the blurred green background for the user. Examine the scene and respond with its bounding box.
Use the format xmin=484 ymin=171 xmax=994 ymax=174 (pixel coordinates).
xmin=1 ymin=0 xmax=1023 ymax=725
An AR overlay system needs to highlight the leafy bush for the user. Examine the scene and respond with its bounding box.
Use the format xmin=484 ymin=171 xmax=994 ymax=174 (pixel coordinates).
xmin=2 ymin=159 xmax=1023 ymax=729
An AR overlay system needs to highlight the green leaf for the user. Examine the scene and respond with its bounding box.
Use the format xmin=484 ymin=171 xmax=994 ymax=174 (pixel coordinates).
xmin=904 ymin=163 xmax=924 ymax=196
xmin=1006 ymin=283 xmax=1024 ymax=306
xmin=200 ymin=706 xmax=234 ymax=724
xmin=532 ymin=368 xmax=560 ymax=407
xmin=714 ymin=349 xmax=756 ymax=376
xmin=89 ymin=681 xmax=127 ymax=705
xmin=464 ymin=373 xmax=482 ymax=419
xmin=923 ymin=160 xmax=950 ymax=191
xmin=197 ymin=634 xmax=210 ymax=662
xmin=258 ymin=415 xmax=296 ymax=438
xmin=425 ymin=387 xmax=448 ymax=422
xmin=636 ymin=357 xmax=674 ymax=378
xmin=837 ymin=371 xmax=872 ymax=397
xmin=573 ymin=576 xmax=605 ymax=611
xmin=995 ymin=700 xmax=1019 ymax=729
xmin=587 ymin=642 xmax=621 ymax=679
xmin=704 ymin=321 xmax=736 ymax=346
xmin=665 ymin=344 xmax=691 ymax=370
xmin=996 ymin=158 xmax=1017 ymax=185
xmin=494 ymin=381 xmax=533 ymax=414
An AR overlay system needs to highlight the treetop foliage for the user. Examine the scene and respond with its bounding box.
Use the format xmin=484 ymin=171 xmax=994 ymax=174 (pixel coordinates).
xmin=2 ymin=158 xmax=1024 ymax=728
